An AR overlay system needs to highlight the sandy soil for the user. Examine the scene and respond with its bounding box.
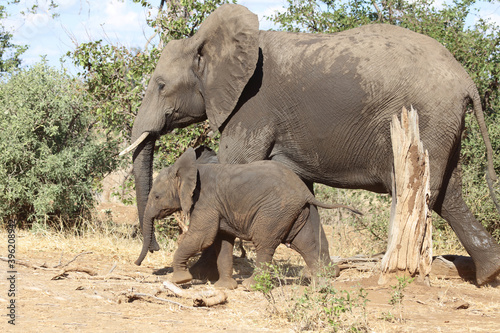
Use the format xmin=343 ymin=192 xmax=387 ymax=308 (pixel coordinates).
xmin=1 ymin=203 xmax=499 ymax=333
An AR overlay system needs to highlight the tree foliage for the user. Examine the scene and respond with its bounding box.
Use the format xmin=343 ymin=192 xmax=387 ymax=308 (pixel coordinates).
xmin=0 ymin=4 xmax=27 ymax=72
xmin=0 ymin=62 xmax=119 ymax=226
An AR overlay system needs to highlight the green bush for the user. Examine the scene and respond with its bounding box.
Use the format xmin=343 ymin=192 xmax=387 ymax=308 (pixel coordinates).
xmin=0 ymin=61 xmax=119 ymax=226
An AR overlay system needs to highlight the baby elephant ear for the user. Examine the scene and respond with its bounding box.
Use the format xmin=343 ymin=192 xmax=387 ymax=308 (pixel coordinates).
xmin=174 ymin=148 xmax=198 ymax=215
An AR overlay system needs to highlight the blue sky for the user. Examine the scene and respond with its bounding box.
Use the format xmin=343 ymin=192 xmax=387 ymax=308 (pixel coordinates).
xmin=4 ymin=0 xmax=500 ymax=74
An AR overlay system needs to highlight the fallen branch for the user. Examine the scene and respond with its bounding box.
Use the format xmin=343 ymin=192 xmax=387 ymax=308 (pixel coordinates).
xmin=119 ymin=292 xmax=195 ymax=309
xmin=332 ymin=254 xmax=383 ymax=272
xmin=52 ymin=266 xmax=98 ymax=280
xmin=430 ymin=255 xmax=475 ymax=280
xmin=86 ymin=274 xmax=136 ymax=281
xmin=338 ymin=263 xmax=380 ymax=272
xmin=163 ymin=280 xmax=227 ymax=307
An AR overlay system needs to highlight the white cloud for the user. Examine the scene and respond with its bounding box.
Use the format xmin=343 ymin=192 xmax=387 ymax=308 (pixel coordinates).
xmin=102 ymin=0 xmax=142 ymax=31
xmin=70 ymin=0 xmax=152 ymax=46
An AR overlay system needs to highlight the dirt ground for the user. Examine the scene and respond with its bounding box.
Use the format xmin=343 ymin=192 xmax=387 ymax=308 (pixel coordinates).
xmin=2 ymin=203 xmax=500 ymax=332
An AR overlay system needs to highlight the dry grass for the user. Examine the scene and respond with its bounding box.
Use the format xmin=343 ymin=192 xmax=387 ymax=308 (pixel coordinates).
xmin=14 ymin=217 xmax=176 ymax=269
xmin=2 ymin=214 xmax=499 ymax=333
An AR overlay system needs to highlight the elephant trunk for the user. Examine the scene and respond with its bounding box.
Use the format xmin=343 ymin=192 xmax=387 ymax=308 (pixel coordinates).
xmin=132 ymin=130 xmax=160 ymax=252
xmin=135 ymin=205 xmax=155 ymax=266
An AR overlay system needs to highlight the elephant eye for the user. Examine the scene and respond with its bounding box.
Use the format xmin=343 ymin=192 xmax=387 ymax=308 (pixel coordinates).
xmin=194 ymin=54 xmax=205 ymax=74
xmin=157 ymin=82 xmax=165 ymax=92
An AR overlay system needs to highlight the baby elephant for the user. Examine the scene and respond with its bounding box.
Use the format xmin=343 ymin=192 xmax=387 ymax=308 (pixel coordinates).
xmin=135 ymin=147 xmax=361 ymax=289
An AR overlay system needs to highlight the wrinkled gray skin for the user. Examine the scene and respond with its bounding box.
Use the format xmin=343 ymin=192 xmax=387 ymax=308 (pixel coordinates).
xmin=130 ymin=4 xmax=500 ymax=285
xmin=135 ymin=148 xmax=361 ymax=289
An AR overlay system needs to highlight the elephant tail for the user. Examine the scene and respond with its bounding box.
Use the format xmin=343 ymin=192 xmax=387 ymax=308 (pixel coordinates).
xmin=307 ymin=196 xmax=363 ymax=216
xmin=469 ymin=87 xmax=500 ymax=214
xmin=470 ymin=87 xmax=497 ymax=182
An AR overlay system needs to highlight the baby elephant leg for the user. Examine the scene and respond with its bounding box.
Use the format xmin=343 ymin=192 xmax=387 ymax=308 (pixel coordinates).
xmin=290 ymin=206 xmax=338 ymax=284
xmin=242 ymin=247 xmax=276 ymax=290
xmin=214 ymin=233 xmax=238 ymax=290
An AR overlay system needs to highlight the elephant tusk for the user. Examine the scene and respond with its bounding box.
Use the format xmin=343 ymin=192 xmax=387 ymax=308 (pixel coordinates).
xmin=119 ymin=132 xmax=150 ymax=156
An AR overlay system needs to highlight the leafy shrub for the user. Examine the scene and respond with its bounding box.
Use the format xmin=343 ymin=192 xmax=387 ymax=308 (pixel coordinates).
xmin=253 ymin=262 xmax=370 ymax=331
xmin=0 ymin=61 xmax=119 ymax=226
xmin=290 ymin=285 xmax=369 ymax=332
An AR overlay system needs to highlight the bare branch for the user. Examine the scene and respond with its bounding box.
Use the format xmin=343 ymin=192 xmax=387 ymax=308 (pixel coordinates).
xmin=372 ymin=0 xmax=383 ymax=22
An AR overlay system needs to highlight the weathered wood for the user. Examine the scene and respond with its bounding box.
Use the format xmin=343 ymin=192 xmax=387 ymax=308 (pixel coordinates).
xmin=379 ymin=106 xmax=433 ymax=284
xmin=163 ymin=281 xmax=227 ymax=307
xmin=430 ymin=255 xmax=476 ymax=281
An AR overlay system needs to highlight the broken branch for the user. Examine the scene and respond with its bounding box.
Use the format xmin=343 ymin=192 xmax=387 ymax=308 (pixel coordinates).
xmin=163 ymin=280 xmax=227 ymax=307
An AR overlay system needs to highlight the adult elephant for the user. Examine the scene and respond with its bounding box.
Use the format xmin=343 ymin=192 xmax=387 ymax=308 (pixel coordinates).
xmin=124 ymin=4 xmax=500 ymax=285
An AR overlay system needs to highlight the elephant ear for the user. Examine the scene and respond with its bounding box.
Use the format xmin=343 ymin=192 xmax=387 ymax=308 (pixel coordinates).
xmin=193 ymin=4 xmax=259 ymax=131
xmin=174 ymin=148 xmax=198 ymax=216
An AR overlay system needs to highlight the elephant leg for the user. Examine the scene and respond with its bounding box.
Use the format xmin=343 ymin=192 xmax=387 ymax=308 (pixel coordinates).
xmin=214 ymin=233 xmax=238 ymax=289
xmin=433 ymin=162 xmax=500 ymax=285
xmin=188 ymin=239 xmax=220 ymax=282
xmin=172 ymin=213 xmax=220 ymax=284
xmin=303 ymin=181 xmax=331 ymax=263
xmin=290 ymin=206 xmax=337 ymax=284
xmin=242 ymin=246 xmax=276 ymax=290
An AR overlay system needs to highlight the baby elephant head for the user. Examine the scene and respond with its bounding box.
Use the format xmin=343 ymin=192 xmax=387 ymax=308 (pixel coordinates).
xmin=135 ymin=148 xmax=198 ymax=266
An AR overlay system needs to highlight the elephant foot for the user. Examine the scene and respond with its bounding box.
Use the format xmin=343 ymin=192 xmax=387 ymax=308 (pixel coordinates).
xmin=171 ymin=269 xmax=193 ymax=284
xmin=214 ymin=277 xmax=238 ymax=290
xmin=308 ymin=263 xmax=339 ymax=288
xmin=242 ymin=276 xmax=258 ymax=291
xmin=476 ymin=256 xmax=500 ymax=286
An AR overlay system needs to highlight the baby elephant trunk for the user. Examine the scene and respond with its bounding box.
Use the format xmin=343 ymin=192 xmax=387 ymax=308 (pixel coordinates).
xmin=135 ymin=212 xmax=155 ymax=266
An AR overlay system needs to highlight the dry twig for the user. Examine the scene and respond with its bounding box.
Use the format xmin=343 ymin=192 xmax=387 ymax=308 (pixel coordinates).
xmin=59 ymin=251 xmax=93 ymax=268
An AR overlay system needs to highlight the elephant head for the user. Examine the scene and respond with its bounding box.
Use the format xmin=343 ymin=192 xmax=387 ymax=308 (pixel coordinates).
xmin=135 ymin=148 xmax=198 ymax=266
xmin=125 ymin=5 xmax=259 ymax=246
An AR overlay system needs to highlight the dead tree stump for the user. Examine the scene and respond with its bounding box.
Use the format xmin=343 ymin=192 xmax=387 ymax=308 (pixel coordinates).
xmin=379 ymin=106 xmax=433 ymax=284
